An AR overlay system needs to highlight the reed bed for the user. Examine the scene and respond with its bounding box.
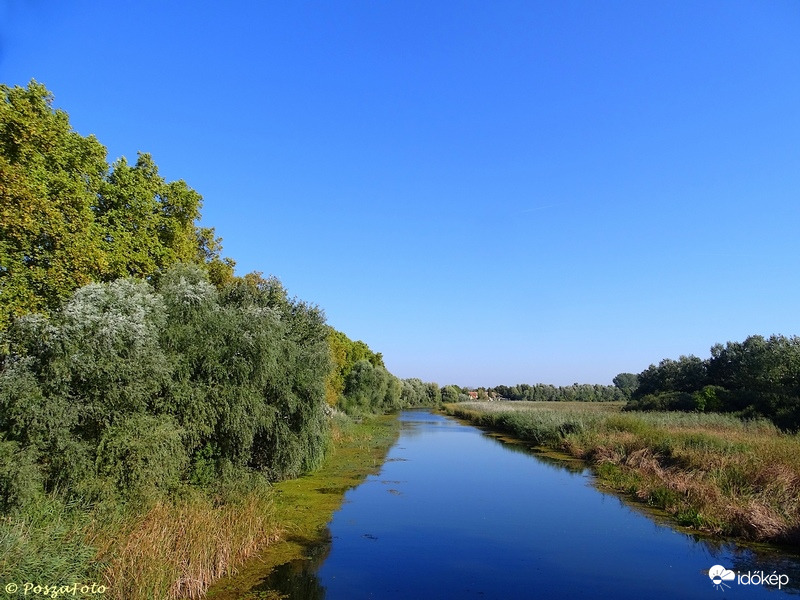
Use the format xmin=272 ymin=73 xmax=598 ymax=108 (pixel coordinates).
xmin=0 ymin=488 xmax=279 ymax=600
xmin=91 ymin=490 xmax=278 ymax=600
xmin=445 ymin=402 xmax=800 ymax=546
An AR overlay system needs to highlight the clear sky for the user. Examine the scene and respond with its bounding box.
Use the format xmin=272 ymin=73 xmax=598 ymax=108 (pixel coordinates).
xmin=2 ymin=1 xmax=799 ymax=387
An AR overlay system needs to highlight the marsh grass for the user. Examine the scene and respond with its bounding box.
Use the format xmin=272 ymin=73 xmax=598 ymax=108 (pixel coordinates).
xmin=92 ymin=489 xmax=278 ymax=600
xmin=446 ymin=402 xmax=800 ymax=545
xmin=0 ymin=485 xmax=278 ymax=600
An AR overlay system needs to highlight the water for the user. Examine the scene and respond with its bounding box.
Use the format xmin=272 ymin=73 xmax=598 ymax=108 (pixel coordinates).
xmin=255 ymin=410 xmax=800 ymax=599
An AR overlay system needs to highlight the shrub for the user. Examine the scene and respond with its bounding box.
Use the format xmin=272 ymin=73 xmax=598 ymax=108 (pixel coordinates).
xmin=96 ymin=414 xmax=186 ymax=501
xmin=0 ymin=438 xmax=43 ymax=512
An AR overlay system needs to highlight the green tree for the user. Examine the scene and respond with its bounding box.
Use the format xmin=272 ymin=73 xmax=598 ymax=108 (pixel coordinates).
xmin=96 ymin=153 xmax=202 ymax=280
xmin=0 ymin=81 xmax=234 ymax=332
xmin=0 ymin=277 xmax=173 ymax=501
xmin=633 ymin=355 xmax=707 ymax=399
xmin=0 ymin=81 xmax=108 ymax=330
xmin=326 ymin=329 xmax=388 ymax=409
xmin=612 ymin=373 xmax=639 ymax=397
xmin=196 ymin=226 xmax=236 ymax=288
xmin=441 ymin=385 xmax=461 ymax=404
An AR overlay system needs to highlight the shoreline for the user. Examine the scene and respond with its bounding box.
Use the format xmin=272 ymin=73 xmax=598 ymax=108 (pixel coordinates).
xmin=205 ymin=413 xmax=400 ymax=600
xmin=442 ymin=401 xmax=800 ymax=552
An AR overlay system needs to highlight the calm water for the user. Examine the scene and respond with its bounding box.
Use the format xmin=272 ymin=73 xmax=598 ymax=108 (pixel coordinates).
xmin=256 ymin=410 xmax=800 ymax=599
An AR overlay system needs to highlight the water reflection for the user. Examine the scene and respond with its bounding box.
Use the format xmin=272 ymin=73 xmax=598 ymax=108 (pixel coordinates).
xmin=250 ymin=410 xmax=800 ymax=599
xmin=251 ymin=543 xmax=329 ymax=600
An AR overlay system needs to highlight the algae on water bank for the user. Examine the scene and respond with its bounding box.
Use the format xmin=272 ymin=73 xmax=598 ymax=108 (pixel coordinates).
xmin=206 ymin=413 xmax=400 ymax=600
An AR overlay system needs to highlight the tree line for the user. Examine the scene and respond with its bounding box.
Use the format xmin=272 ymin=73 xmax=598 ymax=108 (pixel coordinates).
xmin=0 ymin=81 xmax=439 ymax=514
xmin=0 ymin=82 xmax=236 ymax=332
xmin=327 ymin=328 xmax=441 ymax=414
xmin=618 ymin=334 xmax=800 ymax=430
xmin=488 ymin=383 xmax=627 ymax=403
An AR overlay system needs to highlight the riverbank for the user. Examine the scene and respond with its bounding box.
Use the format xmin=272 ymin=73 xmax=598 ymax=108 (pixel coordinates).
xmin=0 ymin=414 xmax=399 ymax=600
xmin=443 ymin=402 xmax=800 ymax=547
xmin=205 ymin=413 xmax=400 ymax=600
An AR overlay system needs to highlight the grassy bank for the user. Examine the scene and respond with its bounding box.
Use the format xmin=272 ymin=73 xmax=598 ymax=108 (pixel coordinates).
xmin=444 ymin=402 xmax=800 ymax=546
xmin=205 ymin=413 xmax=400 ymax=600
xmin=1 ymin=476 xmax=279 ymax=600
xmin=0 ymin=413 xmax=399 ymax=600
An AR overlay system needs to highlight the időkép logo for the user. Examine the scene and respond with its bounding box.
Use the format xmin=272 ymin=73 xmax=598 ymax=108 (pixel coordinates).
xmin=708 ymin=564 xmax=789 ymax=591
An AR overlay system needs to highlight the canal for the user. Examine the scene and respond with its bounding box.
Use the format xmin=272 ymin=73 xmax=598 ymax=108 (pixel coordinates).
xmin=251 ymin=410 xmax=800 ymax=598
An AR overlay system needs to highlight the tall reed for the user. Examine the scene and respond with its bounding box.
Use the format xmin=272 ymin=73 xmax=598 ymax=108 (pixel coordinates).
xmin=92 ymin=489 xmax=278 ymax=600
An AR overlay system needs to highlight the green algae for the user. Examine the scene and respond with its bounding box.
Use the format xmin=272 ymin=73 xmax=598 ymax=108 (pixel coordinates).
xmin=206 ymin=414 xmax=399 ymax=600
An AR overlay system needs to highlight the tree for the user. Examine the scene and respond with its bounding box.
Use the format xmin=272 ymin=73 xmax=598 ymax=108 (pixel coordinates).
xmin=0 ymin=277 xmax=172 ymax=500
xmin=95 ymin=153 xmax=202 ymax=280
xmin=612 ymin=373 xmax=639 ymax=397
xmin=195 ymin=226 xmax=236 ymax=288
xmin=441 ymin=385 xmax=461 ymax=404
xmin=326 ymin=328 xmax=388 ymax=408
xmin=633 ymin=355 xmax=706 ymax=399
xmin=0 ymin=81 xmax=234 ymax=332
xmin=0 ymin=81 xmax=108 ymax=330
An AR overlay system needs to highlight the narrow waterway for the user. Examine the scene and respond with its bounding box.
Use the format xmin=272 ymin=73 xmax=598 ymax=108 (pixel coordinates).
xmin=255 ymin=410 xmax=800 ymax=599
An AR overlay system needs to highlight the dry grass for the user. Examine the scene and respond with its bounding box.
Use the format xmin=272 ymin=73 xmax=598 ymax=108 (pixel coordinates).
xmin=88 ymin=491 xmax=279 ymax=600
xmin=57 ymin=413 xmax=399 ymax=600
xmin=446 ymin=401 xmax=800 ymax=545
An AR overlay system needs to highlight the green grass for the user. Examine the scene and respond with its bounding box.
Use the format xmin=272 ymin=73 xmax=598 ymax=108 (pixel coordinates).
xmin=0 ymin=496 xmax=99 ymax=589
xmin=445 ymin=401 xmax=800 ymax=546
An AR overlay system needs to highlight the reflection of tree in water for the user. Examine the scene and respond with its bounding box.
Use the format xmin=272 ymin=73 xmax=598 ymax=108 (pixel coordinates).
xmin=249 ymin=539 xmax=331 ymax=600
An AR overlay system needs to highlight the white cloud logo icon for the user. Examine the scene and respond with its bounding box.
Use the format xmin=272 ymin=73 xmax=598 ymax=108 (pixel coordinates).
xmin=709 ymin=565 xmax=736 ymax=590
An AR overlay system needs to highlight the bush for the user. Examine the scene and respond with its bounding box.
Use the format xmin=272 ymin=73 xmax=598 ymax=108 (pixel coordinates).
xmin=0 ymin=439 xmax=43 ymax=512
xmin=96 ymin=414 xmax=186 ymax=501
xmin=625 ymin=391 xmax=696 ymax=412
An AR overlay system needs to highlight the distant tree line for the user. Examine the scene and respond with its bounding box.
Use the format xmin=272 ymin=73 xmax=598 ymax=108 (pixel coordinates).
xmin=488 ymin=383 xmax=627 ymax=403
xmin=620 ymin=334 xmax=800 ymax=430
xmin=0 ymin=81 xmax=440 ymax=513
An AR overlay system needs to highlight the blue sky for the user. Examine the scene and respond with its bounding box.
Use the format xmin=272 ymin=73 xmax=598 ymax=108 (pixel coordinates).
xmin=2 ymin=1 xmax=799 ymax=387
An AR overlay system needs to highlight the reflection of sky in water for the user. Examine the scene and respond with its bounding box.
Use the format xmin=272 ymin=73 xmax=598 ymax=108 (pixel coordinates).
xmin=276 ymin=410 xmax=800 ymax=599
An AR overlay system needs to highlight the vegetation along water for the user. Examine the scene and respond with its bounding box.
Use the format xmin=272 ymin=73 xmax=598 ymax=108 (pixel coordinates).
xmin=0 ymin=82 xmax=439 ymax=599
xmin=445 ymin=401 xmax=800 ymax=546
xmin=212 ymin=410 xmax=800 ymax=599
xmin=3 ymin=80 xmax=800 ymax=598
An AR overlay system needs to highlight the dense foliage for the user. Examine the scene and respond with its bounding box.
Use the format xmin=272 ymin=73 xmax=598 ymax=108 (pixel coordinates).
xmin=0 ymin=265 xmax=332 ymax=511
xmin=623 ymin=335 xmax=800 ymax=430
xmin=0 ymin=81 xmax=440 ymax=517
xmin=0 ymin=82 xmax=236 ymax=333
